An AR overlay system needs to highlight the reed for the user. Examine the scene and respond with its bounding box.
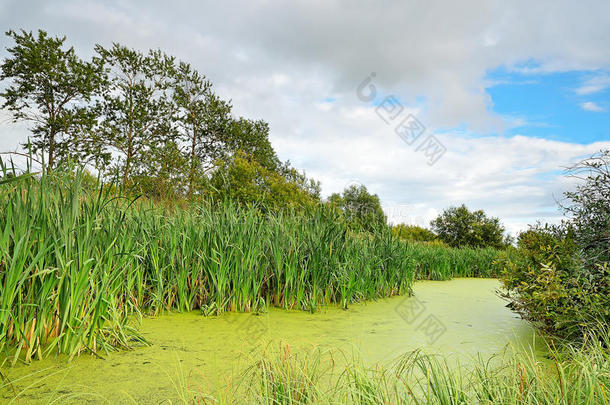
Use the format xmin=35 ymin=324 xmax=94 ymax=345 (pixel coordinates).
xmin=408 ymin=243 xmax=502 ymax=280
xmin=0 ymin=167 xmax=498 ymax=362
xmin=228 ymin=338 xmax=610 ymax=404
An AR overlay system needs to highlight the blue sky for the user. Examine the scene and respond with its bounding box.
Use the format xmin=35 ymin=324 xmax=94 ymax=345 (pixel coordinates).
xmin=487 ymin=68 xmax=610 ymax=144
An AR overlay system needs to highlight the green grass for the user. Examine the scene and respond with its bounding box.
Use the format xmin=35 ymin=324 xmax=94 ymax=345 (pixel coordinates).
xmin=0 ymin=167 xmax=499 ymax=363
xmin=186 ymin=338 xmax=609 ymax=405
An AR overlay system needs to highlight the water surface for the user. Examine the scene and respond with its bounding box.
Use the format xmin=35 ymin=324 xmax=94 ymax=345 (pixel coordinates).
xmin=1 ymin=278 xmax=539 ymax=403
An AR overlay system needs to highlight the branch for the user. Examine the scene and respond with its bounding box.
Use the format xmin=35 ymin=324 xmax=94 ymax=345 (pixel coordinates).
xmin=0 ymin=151 xmax=43 ymax=165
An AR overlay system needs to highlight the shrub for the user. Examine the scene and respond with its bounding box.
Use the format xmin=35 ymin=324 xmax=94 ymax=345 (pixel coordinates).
xmin=497 ymin=223 xmax=610 ymax=340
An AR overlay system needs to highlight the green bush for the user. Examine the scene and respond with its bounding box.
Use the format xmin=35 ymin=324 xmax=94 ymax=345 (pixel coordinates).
xmin=496 ymin=223 xmax=610 ymax=340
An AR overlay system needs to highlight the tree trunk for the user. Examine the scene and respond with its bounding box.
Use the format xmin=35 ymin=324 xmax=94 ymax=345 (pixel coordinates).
xmin=188 ymin=127 xmax=197 ymax=198
xmin=47 ymin=129 xmax=55 ymax=171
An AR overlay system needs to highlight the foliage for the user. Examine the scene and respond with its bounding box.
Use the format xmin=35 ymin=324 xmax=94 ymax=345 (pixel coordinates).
xmin=392 ymin=224 xmax=437 ymax=242
xmin=497 ymin=221 xmax=610 ymax=340
xmin=209 ymin=151 xmax=319 ymax=211
xmin=95 ymin=43 xmax=176 ymax=187
xmin=224 ymin=117 xmax=280 ymax=172
xmin=0 ymin=168 xmax=416 ymax=362
xmin=409 ymin=242 xmax=501 ymax=280
xmin=0 ymin=30 xmax=319 ymax=210
xmin=0 ymin=29 xmax=104 ymax=169
xmin=172 ymin=61 xmax=232 ymax=196
xmin=497 ymin=150 xmax=610 ymax=341
xmin=563 ymin=149 xmax=610 ymax=267
xmin=171 ymin=337 xmax=610 ymax=405
xmin=430 ymin=204 xmax=507 ymax=249
xmin=328 ymin=184 xmax=387 ymax=232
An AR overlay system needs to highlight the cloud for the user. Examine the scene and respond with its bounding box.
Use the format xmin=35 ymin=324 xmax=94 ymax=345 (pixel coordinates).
xmin=580 ymin=101 xmax=605 ymax=112
xmin=1 ymin=0 xmax=610 ymax=234
xmin=576 ymin=75 xmax=610 ymax=95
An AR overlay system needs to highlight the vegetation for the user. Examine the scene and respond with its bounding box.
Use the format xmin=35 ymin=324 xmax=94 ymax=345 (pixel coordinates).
xmin=431 ymin=204 xmax=507 ymax=249
xmin=497 ymin=150 xmax=610 ymax=341
xmin=393 ymin=224 xmax=438 ymax=243
xmin=210 ymin=152 xmax=320 ymax=211
xmin=0 ymin=162 xmax=503 ymax=364
xmin=4 ymin=27 xmax=608 ymax=405
xmin=167 ymin=337 xmax=610 ymax=404
xmin=328 ymin=183 xmax=386 ymax=232
xmin=0 ymin=30 xmax=104 ymax=169
xmin=0 ymin=29 xmax=318 ymax=206
xmin=408 ymin=243 xmax=502 ymax=280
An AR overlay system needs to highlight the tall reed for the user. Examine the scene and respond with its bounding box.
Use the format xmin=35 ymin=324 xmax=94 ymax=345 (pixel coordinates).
xmin=0 ymin=168 xmax=414 ymax=362
xmin=0 ymin=167 xmax=499 ymax=362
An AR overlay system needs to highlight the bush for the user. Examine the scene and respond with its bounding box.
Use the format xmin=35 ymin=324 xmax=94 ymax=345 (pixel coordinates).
xmin=497 ymin=222 xmax=610 ymax=340
xmin=497 ymin=152 xmax=610 ymax=341
xmin=328 ymin=184 xmax=387 ymax=233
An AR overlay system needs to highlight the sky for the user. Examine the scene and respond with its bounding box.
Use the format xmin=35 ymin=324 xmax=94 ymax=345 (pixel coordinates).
xmin=0 ymin=0 xmax=609 ymax=236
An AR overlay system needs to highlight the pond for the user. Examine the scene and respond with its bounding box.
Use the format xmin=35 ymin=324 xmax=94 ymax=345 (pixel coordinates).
xmin=1 ymin=278 xmax=540 ymax=403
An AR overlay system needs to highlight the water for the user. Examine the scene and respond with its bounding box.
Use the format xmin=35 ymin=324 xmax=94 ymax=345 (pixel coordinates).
xmin=1 ymin=278 xmax=539 ymax=403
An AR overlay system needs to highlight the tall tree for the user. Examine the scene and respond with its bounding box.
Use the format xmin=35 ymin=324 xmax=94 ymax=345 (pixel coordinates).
xmin=329 ymin=184 xmax=386 ymax=232
xmin=430 ymin=204 xmax=506 ymax=248
xmin=0 ymin=29 xmax=103 ymax=169
xmin=173 ymin=61 xmax=232 ymax=197
xmin=95 ymin=43 xmax=175 ymax=187
xmin=224 ymin=118 xmax=279 ymax=171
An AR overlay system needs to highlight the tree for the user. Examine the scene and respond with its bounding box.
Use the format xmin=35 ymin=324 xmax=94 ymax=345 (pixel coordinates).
xmin=329 ymin=184 xmax=386 ymax=232
xmin=173 ymin=61 xmax=232 ymax=197
xmin=563 ymin=149 xmax=610 ymax=266
xmin=0 ymin=29 xmax=104 ymax=169
xmin=131 ymin=139 xmax=188 ymax=200
xmin=430 ymin=204 xmax=505 ymax=248
xmin=224 ymin=118 xmax=280 ymax=171
xmin=392 ymin=224 xmax=437 ymax=242
xmin=210 ymin=151 xmax=319 ymax=210
xmin=95 ymin=43 xmax=175 ymax=187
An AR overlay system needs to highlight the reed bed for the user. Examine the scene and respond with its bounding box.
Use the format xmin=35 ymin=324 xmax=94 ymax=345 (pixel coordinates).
xmin=408 ymin=243 xmax=501 ymax=280
xmin=0 ymin=168 xmax=499 ymax=363
xmin=206 ymin=339 xmax=610 ymax=405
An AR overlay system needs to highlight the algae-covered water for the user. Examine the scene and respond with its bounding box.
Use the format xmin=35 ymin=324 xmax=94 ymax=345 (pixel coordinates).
xmin=1 ymin=279 xmax=540 ymax=403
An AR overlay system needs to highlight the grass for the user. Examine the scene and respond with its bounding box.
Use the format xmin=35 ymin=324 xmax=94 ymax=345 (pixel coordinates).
xmin=175 ymin=338 xmax=608 ymax=405
xmin=0 ymin=165 xmax=499 ymax=363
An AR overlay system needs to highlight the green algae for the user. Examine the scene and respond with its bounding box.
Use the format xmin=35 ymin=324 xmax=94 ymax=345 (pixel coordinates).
xmin=1 ymin=279 xmax=541 ymax=403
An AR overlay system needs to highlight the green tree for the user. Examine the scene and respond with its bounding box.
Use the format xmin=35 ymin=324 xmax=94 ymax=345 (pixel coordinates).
xmin=563 ymin=149 xmax=610 ymax=266
xmin=329 ymin=184 xmax=386 ymax=232
xmin=0 ymin=29 xmax=104 ymax=169
xmin=392 ymin=224 xmax=437 ymax=242
xmin=95 ymin=43 xmax=175 ymax=187
xmin=430 ymin=204 xmax=505 ymax=248
xmin=224 ymin=118 xmax=280 ymax=171
xmin=210 ymin=151 xmax=318 ymax=210
xmin=173 ymin=61 xmax=232 ymax=197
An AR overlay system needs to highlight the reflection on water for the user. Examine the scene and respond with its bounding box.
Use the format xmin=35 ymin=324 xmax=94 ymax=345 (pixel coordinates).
xmin=1 ymin=278 xmax=541 ymax=403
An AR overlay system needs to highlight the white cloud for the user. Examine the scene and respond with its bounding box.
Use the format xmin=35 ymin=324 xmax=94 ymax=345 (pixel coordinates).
xmin=581 ymin=101 xmax=605 ymax=112
xmin=576 ymin=75 xmax=610 ymax=95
